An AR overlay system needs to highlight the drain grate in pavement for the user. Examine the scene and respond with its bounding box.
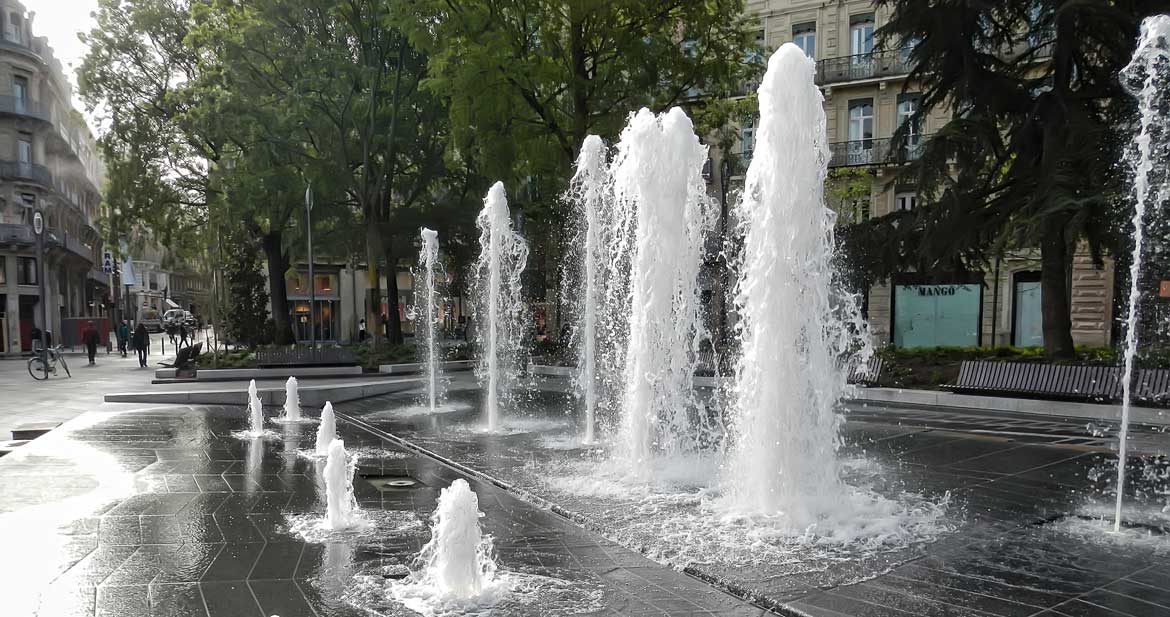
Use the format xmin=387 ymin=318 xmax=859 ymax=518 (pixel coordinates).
xmin=361 ymin=474 xmax=424 ymax=491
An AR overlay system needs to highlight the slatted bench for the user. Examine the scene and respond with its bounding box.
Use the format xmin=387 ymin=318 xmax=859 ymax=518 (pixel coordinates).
xmin=847 ymin=356 xmax=884 ymax=387
xmin=943 ymin=360 xmax=1170 ymax=405
xmin=255 ymin=348 xmax=358 ymax=368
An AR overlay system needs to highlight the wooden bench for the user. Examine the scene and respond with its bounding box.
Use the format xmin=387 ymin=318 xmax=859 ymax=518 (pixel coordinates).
xmin=255 ymin=347 xmax=357 ymax=368
xmin=847 ymin=356 xmax=884 ymax=386
xmin=943 ymin=360 xmax=1170 ymax=405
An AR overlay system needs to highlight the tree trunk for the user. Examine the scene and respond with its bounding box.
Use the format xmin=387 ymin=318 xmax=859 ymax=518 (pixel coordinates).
xmin=1040 ymin=218 xmax=1076 ymax=359
xmin=384 ymin=241 xmax=404 ymax=345
xmin=260 ymin=230 xmax=294 ymax=345
xmin=366 ymin=219 xmax=382 ymax=349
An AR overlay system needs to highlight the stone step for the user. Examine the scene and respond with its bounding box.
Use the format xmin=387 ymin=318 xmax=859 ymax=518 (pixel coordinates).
xmin=11 ymin=421 xmax=60 ymax=441
xmin=0 ymin=439 xmax=30 ymax=457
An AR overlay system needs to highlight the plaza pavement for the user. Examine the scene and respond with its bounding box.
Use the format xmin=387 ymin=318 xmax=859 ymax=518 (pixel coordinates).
xmin=0 ymin=342 xmax=175 ymax=443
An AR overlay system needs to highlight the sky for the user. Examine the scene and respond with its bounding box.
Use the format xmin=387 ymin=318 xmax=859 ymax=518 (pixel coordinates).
xmin=23 ymin=0 xmax=101 ymax=124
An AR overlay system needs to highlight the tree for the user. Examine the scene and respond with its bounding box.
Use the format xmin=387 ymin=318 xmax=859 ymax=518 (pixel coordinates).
xmin=222 ymin=229 xmax=272 ymax=348
xmin=869 ymin=0 xmax=1170 ymax=358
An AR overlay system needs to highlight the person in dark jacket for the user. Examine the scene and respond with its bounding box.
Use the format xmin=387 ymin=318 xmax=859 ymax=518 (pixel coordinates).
xmin=132 ymin=323 xmax=150 ymax=367
xmin=178 ymin=323 xmax=189 ymax=348
xmin=83 ymin=321 xmax=101 ymax=365
xmin=116 ymin=321 xmax=130 ymax=357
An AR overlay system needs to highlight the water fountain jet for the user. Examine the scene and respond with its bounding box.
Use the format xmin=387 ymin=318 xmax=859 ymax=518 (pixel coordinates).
xmin=417 ymin=228 xmax=443 ymax=413
xmin=723 ymin=43 xmax=871 ymax=521
xmin=316 ymin=401 xmax=336 ymax=456
xmin=247 ymin=379 xmax=264 ymax=434
xmin=323 ymin=439 xmax=360 ymax=530
xmin=610 ymin=107 xmax=716 ymax=465
xmin=283 ymin=376 xmax=302 ymax=422
xmin=1114 ymin=14 xmax=1170 ymax=533
xmin=472 ymin=182 xmax=529 ymax=432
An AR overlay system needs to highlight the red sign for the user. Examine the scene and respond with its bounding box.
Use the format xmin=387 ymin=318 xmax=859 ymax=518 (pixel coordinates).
xmin=1161 ymin=281 xmax=1170 ymax=298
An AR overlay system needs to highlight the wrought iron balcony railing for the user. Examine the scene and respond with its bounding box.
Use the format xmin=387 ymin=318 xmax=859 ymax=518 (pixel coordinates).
xmin=0 ymin=95 xmax=50 ymax=122
xmin=827 ymin=137 xmax=927 ymax=168
xmin=816 ymin=49 xmax=913 ymax=85
xmin=0 ymin=160 xmax=53 ymax=186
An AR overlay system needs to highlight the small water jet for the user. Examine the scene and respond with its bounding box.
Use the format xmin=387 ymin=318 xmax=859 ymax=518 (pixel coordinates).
xmin=609 ymin=107 xmax=716 ymax=465
xmin=472 ymin=182 xmax=530 ymax=432
xmin=1115 ymin=14 xmax=1170 ymax=533
xmin=417 ymin=228 xmax=443 ymax=413
xmin=283 ymin=376 xmax=302 ymax=422
xmin=316 ymin=401 xmax=337 ymax=456
xmin=323 ymin=439 xmax=361 ymax=531
xmin=248 ymin=379 xmax=264 ymax=434
xmin=391 ymin=478 xmax=501 ymax=611
xmin=562 ymin=135 xmax=610 ymax=444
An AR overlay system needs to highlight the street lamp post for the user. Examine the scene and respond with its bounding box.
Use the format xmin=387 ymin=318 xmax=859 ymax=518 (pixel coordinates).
xmin=305 ymin=183 xmax=316 ymax=348
xmin=32 ymin=209 xmax=47 ymax=358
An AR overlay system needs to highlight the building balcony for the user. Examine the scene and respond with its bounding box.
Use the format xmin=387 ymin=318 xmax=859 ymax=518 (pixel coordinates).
xmin=0 ymin=95 xmax=51 ymax=123
xmin=0 ymin=36 xmax=44 ymax=63
xmin=816 ymin=49 xmax=912 ymax=86
xmin=0 ymin=160 xmax=52 ymax=187
xmin=0 ymin=222 xmax=34 ymax=247
xmin=827 ymin=137 xmax=927 ymax=168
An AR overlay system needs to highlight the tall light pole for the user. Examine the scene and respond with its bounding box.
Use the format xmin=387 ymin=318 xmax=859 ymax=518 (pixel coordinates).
xmin=32 ymin=209 xmax=47 ymax=354
xmin=305 ymin=182 xmax=316 ymax=348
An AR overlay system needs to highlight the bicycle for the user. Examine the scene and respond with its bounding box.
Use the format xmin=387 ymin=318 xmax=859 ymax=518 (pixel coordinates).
xmin=28 ymin=344 xmax=71 ymax=380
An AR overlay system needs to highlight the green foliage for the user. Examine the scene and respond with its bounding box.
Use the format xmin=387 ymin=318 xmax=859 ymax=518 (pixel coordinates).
xmin=222 ymin=231 xmax=272 ymax=349
xmin=861 ymin=0 xmax=1167 ymax=357
xmin=196 ymin=350 xmax=254 ymax=369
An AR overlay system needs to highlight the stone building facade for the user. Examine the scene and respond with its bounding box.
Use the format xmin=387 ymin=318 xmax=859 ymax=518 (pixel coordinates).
xmin=731 ymin=0 xmax=1115 ymax=349
xmin=0 ymin=0 xmax=107 ymax=353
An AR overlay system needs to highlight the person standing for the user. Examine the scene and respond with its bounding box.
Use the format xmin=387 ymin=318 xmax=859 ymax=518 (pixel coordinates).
xmin=117 ymin=321 xmax=130 ymax=357
xmin=132 ymin=323 xmax=150 ymax=368
xmin=358 ymin=319 xmax=367 ymax=342
xmin=83 ymin=321 xmax=101 ymax=366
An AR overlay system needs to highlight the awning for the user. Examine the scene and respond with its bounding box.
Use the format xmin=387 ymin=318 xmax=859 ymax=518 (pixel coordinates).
xmin=165 ymin=299 xmax=181 ymax=309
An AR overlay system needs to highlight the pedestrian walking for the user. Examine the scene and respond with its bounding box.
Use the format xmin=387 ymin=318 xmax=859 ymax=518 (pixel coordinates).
xmin=179 ymin=323 xmax=189 ymax=348
xmin=83 ymin=321 xmax=101 ymax=366
xmin=117 ymin=321 xmax=130 ymax=357
xmin=358 ymin=319 xmax=367 ymax=342
xmin=132 ymin=323 xmax=150 ymax=368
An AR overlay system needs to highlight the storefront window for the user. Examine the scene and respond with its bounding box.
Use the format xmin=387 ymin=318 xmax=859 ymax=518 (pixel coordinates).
xmin=893 ymin=283 xmax=981 ymax=348
xmin=291 ymin=299 xmax=339 ymax=342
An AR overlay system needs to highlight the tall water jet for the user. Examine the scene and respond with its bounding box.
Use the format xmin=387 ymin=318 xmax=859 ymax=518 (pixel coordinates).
xmin=562 ymin=135 xmax=610 ymax=443
xmin=394 ymin=478 xmax=498 ymax=604
xmin=316 ymin=401 xmax=336 ymax=456
xmin=283 ymin=376 xmax=302 ymax=422
xmin=610 ymin=107 xmax=716 ymax=464
xmin=723 ymin=43 xmax=871 ymax=521
xmin=247 ymin=379 xmax=264 ymax=434
xmin=472 ymin=182 xmax=530 ymax=432
xmin=1114 ymin=15 xmax=1170 ymax=533
xmin=323 ymin=439 xmax=360 ymax=530
xmin=417 ymin=228 xmax=443 ymax=412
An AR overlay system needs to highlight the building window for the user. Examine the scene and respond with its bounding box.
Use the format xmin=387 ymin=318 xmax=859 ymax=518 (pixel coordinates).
xmin=897 ymin=94 xmax=922 ymax=144
xmin=850 ymin=14 xmax=875 ymax=57
xmin=895 ymin=192 xmax=917 ymax=211
xmin=0 ymin=256 xmax=5 ymax=285
xmin=1012 ymin=272 xmax=1044 ymax=347
xmin=6 ymin=13 xmax=21 ymax=45
xmin=12 ymin=75 xmax=27 ymax=113
xmin=893 ymin=281 xmax=982 ymax=347
xmin=149 ymin=272 xmax=158 ymax=291
xmin=793 ymin=22 xmax=816 ymax=59
xmin=848 ymin=99 xmax=874 ymax=144
xmin=17 ymin=134 xmax=32 ymax=165
xmin=854 ymin=197 xmax=872 ymax=223
xmin=17 ymin=257 xmax=36 ymax=285
xmin=741 ymin=121 xmax=755 ymax=161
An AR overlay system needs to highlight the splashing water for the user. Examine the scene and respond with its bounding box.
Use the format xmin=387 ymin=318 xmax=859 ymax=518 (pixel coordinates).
xmin=417 ymin=228 xmax=444 ymax=413
xmin=283 ymin=376 xmax=302 ymax=422
xmin=323 ymin=439 xmax=361 ymax=530
xmin=472 ymin=182 xmax=530 ymax=432
xmin=562 ymin=135 xmax=610 ymax=444
xmin=609 ymin=107 xmax=716 ymax=466
xmin=391 ymin=478 xmax=502 ymax=612
xmin=316 ymin=401 xmax=336 ymax=456
xmin=721 ymin=44 xmax=873 ymax=522
xmin=1115 ymin=15 xmax=1170 ymax=533
xmin=248 ymin=379 xmax=264 ymax=434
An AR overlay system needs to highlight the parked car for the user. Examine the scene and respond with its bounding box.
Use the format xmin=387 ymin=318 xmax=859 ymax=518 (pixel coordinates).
xmin=139 ymin=308 xmax=163 ymax=333
xmin=163 ymin=309 xmax=198 ymax=329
